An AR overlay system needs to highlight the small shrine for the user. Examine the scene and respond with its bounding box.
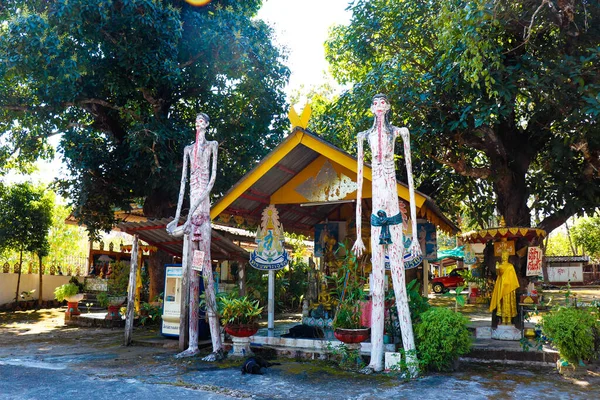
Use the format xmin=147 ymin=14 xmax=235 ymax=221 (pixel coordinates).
xmin=462 ymin=218 xmax=546 ymax=341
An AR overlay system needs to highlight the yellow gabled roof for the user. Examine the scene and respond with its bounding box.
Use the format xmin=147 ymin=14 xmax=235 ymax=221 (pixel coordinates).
xmin=211 ymin=128 xmax=458 ymax=234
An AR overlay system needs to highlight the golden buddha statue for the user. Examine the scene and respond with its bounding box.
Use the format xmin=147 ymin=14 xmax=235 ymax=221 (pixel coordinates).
xmin=489 ymin=250 xmax=520 ymax=324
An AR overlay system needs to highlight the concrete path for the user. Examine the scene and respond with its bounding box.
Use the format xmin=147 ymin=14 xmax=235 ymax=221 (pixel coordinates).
xmin=1 ymin=303 xmax=599 ymax=400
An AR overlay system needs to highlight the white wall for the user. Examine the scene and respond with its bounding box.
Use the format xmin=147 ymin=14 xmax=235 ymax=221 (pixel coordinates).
xmin=0 ymin=273 xmax=72 ymax=305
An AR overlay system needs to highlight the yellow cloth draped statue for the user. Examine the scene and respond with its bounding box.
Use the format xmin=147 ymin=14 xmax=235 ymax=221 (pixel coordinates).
xmin=489 ymin=252 xmax=520 ymax=324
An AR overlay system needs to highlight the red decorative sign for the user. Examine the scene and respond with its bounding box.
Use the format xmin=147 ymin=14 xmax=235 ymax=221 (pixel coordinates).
xmin=526 ymin=247 xmax=543 ymax=276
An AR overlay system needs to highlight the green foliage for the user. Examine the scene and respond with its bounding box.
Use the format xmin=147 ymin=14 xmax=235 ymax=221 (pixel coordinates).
xmin=571 ymin=214 xmax=600 ymax=262
xmin=139 ymin=301 xmax=162 ymax=326
xmin=542 ymin=306 xmax=600 ymax=364
xmin=0 ymin=1 xmax=289 ymax=237
xmin=443 ymin=285 xmax=467 ymax=312
xmin=96 ymin=292 xmax=109 ymax=308
xmin=106 ymin=261 xmax=130 ymax=296
xmin=217 ymin=293 xmax=263 ymax=326
xmin=325 ymin=342 xmax=365 ymax=371
xmin=331 ymin=243 xmax=367 ymax=329
xmin=54 ymin=283 xmax=79 ymax=302
xmin=69 ymin=276 xmax=85 ymax=293
xmin=245 ymin=259 xmax=309 ymax=312
xmin=316 ymin=0 xmax=600 ymax=233
xmin=406 ymin=278 xmax=430 ymax=323
xmin=0 ymin=182 xmax=53 ymax=256
xmin=545 ymin=231 xmax=575 ymax=257
xmin=415 ymin=307 xmax=472 ymax=372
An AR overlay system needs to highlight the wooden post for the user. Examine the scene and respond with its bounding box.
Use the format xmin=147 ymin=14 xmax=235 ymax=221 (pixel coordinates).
xmin=124 ymin=234 xmax=139 ymax=346
xmin=178 ymin=234 xmax=191 ymax=351
xmin=423 ymin=259 xmax=430 ymax=297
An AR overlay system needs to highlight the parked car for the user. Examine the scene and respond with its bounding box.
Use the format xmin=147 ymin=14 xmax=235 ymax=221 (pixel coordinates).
xmin=431 ymin=268 xmax=468 ymax=293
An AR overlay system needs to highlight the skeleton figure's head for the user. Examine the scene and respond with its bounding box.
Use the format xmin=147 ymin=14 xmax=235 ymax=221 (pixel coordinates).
xmin=196 ymin=113 xmax=210 ymax=131
xmin=371 ymin=94 xmax=391 ymax=115
xmin=370 ymin=94 xmax=393 ymax=132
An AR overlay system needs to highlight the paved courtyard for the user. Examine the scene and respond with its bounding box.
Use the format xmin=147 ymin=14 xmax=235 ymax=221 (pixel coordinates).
xmin=1 ymin=291 xmax=599 ymax=400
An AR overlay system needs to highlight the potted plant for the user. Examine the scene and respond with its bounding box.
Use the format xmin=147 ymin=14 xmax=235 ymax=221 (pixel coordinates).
xmin=331 ymin=244 xmax=370 ymax=344
xmin=54 ymin=283 xmax=83 ymax=317
xmin=100 ymin=262 xmax=129 ymax=320
xmin=219 ymin=295 xmax=264 ymax=337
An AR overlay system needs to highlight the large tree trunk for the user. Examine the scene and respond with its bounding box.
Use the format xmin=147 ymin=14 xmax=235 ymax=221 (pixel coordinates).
xmin=148 ymin=249 xmax=172 ymax=302
xmin=143 ymin=187 xmax=178 ymax=302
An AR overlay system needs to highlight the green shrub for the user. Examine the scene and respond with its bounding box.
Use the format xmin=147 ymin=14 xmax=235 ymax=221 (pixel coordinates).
xmin=542 ymin=306 xmax=599 ymax=364
xmin=415 ymin=307 xmax=472 ymax=372
xmin=54 ymin=283 xmax=79 ymax=302
xmin=96 ymin=292 xmax=109 ymax=308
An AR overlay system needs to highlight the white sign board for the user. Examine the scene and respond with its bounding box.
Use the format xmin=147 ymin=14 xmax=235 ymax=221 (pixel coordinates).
xmin=547 ymin=266 xmax=583 ymax=283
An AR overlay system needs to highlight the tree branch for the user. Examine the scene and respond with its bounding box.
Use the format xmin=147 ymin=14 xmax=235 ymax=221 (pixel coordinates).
xmin=538 ymin=206 xmax=573 ymax=235
xmin=429 ymin=152 xmax=491 ymax=179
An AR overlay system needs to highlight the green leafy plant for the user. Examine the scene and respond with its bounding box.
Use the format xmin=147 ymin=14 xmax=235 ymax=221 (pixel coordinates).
xmin=390 ymin=349 xmax=420 ymax=379
xmin=106 ymin=262 xmax=130 ymax=296
xmin=69 ymin=276 xmax=85 ymax=294
xmin=406 ymin=279 xmax=430 ymax=323
xmin=96 ymin=292 xmax=109 ymax=308
xmin=457 ymin=268 xmax=493 ymax=299
xmin=325 ymin=341 xmax=365 ymax=371
xmin=217 ymin=294 xmax=263 ymax=326
xmin=415 ymin=307 xmax=472 ymax=372
xmin=139 ymin=302 xmax=162 ymax=326
xmin=331 ymin=242 xmax=367 ymax=329
xmin=542 ymin=306 xmax=600 ymax=364
xmin=53 ymin=283 xmax=79 ymax=302
xmin=443 ymin=285 xmax=467 ymax=312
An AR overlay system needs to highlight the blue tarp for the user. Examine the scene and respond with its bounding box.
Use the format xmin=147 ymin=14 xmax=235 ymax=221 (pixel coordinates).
xmin=432 ymin=245 xmax=464 ymax=262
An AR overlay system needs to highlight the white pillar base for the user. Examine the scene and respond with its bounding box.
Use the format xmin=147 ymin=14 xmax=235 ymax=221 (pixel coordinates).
xmin=230 ymin=336 xmax=253 ymax=357
xmin=492 ymin=324 xmax=521 ymax=341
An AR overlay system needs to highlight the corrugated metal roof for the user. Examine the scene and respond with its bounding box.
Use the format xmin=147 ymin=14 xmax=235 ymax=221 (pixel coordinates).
xmin=115 ymin=218 xmax=249 ymax=261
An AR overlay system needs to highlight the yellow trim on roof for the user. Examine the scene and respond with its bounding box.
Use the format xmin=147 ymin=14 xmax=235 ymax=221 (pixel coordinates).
xmin=210 ymin=131 xmax=303 ymax=219
xmin=212 ymin=129 xmax=428 ymax=219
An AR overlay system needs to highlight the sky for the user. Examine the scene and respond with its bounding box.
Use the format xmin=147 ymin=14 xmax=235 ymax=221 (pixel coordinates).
xmin=257 ymin=0 xmax=351 ymax=102
xmin=6 ymin=0 xmax=352 ymax=186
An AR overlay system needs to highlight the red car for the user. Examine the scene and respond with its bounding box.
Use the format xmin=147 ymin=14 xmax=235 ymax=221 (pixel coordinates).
xmin=431 ymin=268 xmax=467 ymax=293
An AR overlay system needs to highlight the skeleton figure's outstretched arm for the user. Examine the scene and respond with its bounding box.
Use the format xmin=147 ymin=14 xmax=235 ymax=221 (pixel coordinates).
xmin=166 ymin=147 xmax=190 ymax=237
xmin=352 ymin=132 xmax=367 ymax=257
xmin=186 ymin=141 xmax=219 ymax=220
xmin=398 ymin=127 xmax=422 ymax=257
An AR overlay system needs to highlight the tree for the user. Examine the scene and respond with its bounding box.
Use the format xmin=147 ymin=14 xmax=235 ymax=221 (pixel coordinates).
xmin=571 ymin=214 xmax=600 ymax=262
xmin=0 ymin=182 xmax=53 ymax=306
xmin=314 ymin=0 xmax=599 ymax=236
xmin=0 ymin=1 xmax=289 ymax=298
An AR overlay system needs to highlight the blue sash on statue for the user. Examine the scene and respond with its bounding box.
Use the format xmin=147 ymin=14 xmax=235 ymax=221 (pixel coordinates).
xmin=370 ymin=210 xmax=403 ymax=245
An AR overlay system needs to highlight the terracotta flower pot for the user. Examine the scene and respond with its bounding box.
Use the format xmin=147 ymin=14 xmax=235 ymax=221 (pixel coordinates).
xmin=224 ymin=323 xmax=259 ymax=338
xmin=334 ymin=328 xmax=370 ymax=344
xmin=65 ymin=301 xmax=81 ymax=317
